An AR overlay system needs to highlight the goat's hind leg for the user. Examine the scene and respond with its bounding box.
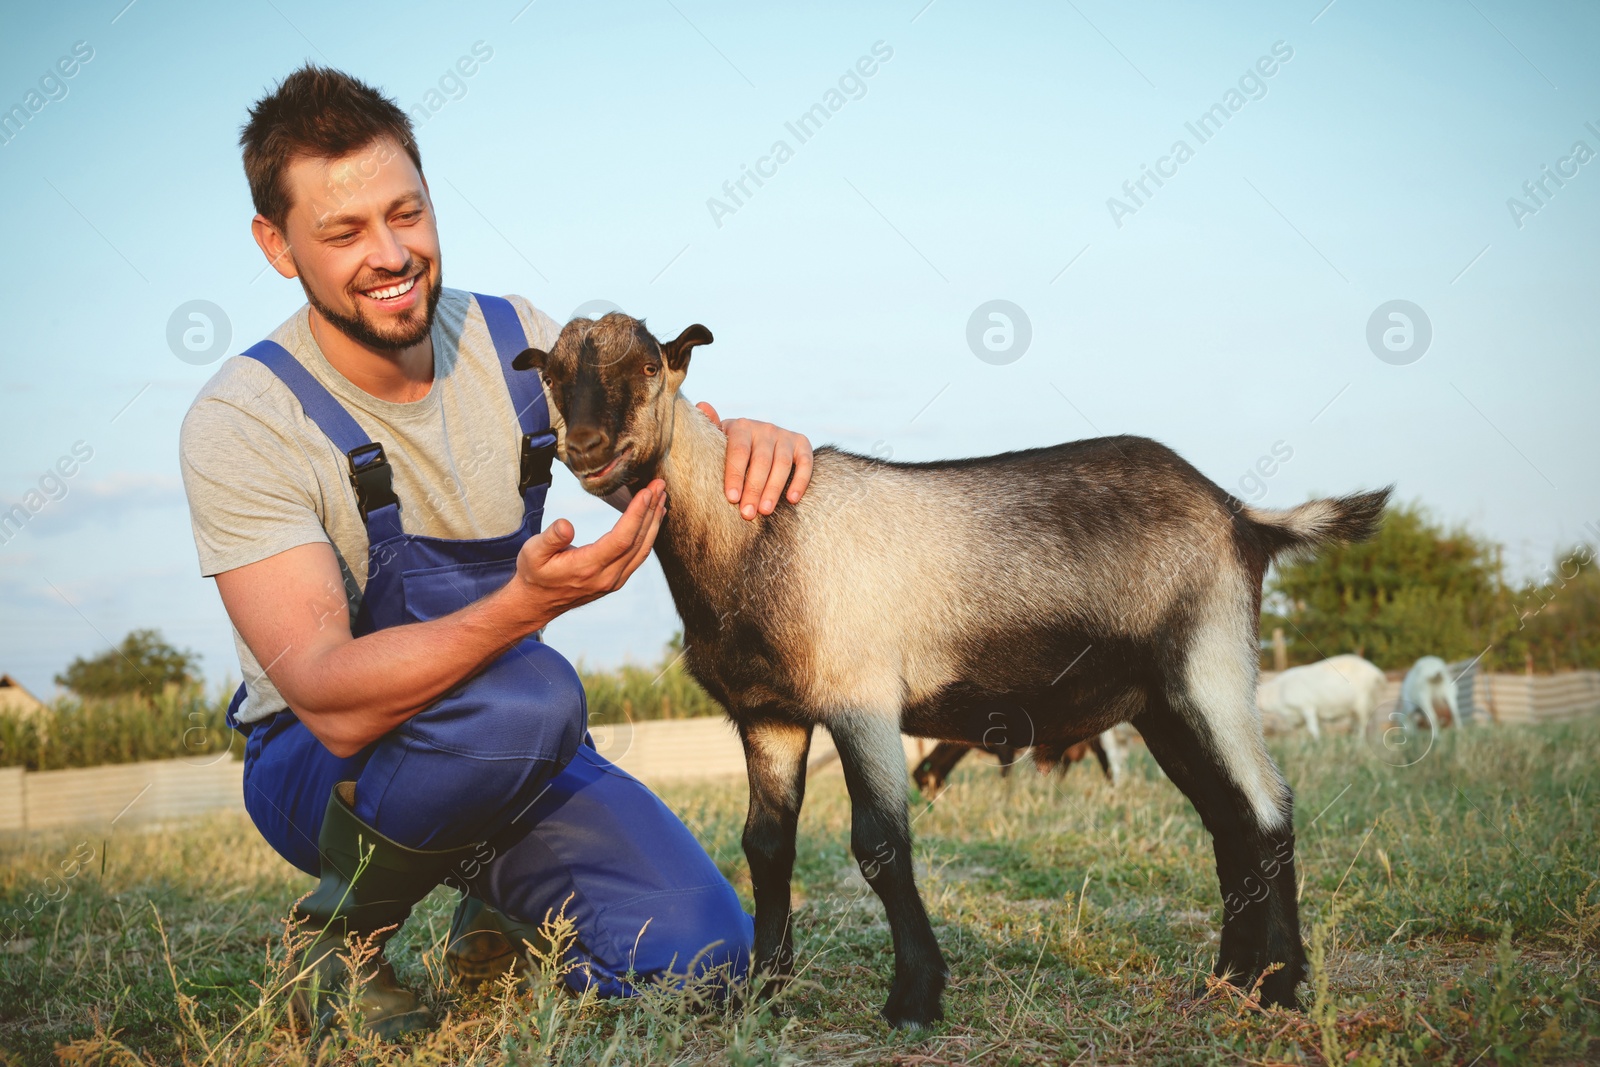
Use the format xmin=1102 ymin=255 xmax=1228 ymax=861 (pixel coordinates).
xmin=832 ymin=711 xmax=948 ymax=1028
xmin=738 ymin=716 xmax=813 ymax=996
xmin=1097 ymin=728 xmax=1127 ymax=786
xmin=1136 ymin=681 xmax=1306 ymax=1008
xmin=912 ymin=741 xmax=970 ymax=798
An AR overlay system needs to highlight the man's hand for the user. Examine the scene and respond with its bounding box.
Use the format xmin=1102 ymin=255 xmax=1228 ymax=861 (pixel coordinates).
xmin=696 ymin=402 xmax=813 ymax=520
xmin=512 ymin=479 xmax=667 ymax=624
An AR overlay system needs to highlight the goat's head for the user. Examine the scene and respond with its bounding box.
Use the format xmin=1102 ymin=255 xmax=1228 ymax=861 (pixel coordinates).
xmin=513 ymin=313 xmax=712 ymax=497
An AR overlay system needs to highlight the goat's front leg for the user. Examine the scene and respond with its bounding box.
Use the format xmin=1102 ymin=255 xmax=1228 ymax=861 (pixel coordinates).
xmin=1296 ymin=702 xmax=1321 ymax=740
xmin=738 ymin=715 xmax=813 ymax=993
xmin=831 ymin=711 xmax=947 ymax=1028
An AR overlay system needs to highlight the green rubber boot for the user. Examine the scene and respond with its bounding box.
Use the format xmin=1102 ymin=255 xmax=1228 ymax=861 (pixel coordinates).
xmin=291 ymin=781 xmax=479 ymax=1041
xmin=444 ymin=894 xmax=556 ymax=988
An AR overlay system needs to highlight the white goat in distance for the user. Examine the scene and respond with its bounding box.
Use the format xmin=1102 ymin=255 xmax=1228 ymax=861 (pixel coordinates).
xmin=1257 ymin=654 xmax=1386 ymax=740
xmin=1399 ymin=655 xmax=1462 ymax=733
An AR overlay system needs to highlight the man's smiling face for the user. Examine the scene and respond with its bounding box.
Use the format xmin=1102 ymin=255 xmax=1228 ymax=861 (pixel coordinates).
xmin=275 ymin=135 xmax=443 ymax=351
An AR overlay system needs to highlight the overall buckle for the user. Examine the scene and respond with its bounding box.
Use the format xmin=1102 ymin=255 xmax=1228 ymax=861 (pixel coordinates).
xmin=347 ymin=442 xmax=399 ymax=520
xmin=520 ymin=431 xmax=557 ymax=491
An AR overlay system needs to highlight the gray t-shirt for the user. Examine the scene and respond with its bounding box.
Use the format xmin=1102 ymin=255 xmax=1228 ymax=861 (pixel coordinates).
xmin=179 ymin=287 xmax=561 ymax=725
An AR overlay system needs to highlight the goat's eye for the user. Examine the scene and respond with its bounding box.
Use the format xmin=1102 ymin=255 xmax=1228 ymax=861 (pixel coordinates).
xmin=643 ymin=363 xmax=660 ymax=377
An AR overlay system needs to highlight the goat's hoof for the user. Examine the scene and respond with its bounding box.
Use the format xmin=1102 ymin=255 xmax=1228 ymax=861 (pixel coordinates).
xmin=753 ymin=969 xmax=792 ymax=999
xmin=1199 ymin=963 xmax=1304 ymax=1011
xmin=882 ymin=1002 xmax=943 ymax=1030
xmin=757 ymin=980 xmax=793 ymax=1007
xmin=1257 ymin=968 xmax=1304 ymax=1011
xmin=882 ymin=975 xmax=945 ymax=1030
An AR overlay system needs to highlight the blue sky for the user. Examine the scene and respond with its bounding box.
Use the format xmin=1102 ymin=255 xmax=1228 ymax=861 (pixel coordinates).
xmin=0 ymin=0 xmax=1596 ymax=697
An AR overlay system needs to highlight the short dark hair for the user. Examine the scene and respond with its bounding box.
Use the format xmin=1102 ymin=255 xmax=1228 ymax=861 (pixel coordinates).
xmin=240 ymin=64 xmax=422 ymax=230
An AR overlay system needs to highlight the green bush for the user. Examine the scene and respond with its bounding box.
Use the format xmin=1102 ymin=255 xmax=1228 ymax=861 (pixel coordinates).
xmin=0 ymin=684 xmax=238 ymax=772
xmin=1263 ymin=499 xmax=1599 ymax=672
xmin=0 ymin=637 xmax=723 ymax=771
xmin=1498 ymin=543 xmax=1600 ymax=673
xmin=578 ymin=635 xmax=721 ymax=726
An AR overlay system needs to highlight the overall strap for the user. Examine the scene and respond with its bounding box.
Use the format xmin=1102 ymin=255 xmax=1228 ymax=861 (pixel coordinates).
xmin=240 ymin=340 xmax=405 ymax=544
xmin=472 ymin=293 xmax=557 ymax=498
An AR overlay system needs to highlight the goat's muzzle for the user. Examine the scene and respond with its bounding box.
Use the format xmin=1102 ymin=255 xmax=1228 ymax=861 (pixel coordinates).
xmin=565 ymin=425 xmax=614 ymax=470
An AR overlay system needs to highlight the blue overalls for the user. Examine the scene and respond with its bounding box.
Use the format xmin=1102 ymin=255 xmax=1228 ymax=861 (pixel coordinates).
xmin=225 ymin=293 xmax=752 ymax=996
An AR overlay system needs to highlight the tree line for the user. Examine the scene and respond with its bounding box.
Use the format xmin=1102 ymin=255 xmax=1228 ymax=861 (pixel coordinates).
xmin=1263 ymin=501 xmax=1597 ymax=672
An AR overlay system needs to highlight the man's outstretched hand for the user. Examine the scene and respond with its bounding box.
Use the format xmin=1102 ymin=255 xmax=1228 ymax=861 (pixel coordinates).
xmin=515 ymin=479 xmax=668 ymax=625
xmin=696 ymin=402 xmax=813 ymax=520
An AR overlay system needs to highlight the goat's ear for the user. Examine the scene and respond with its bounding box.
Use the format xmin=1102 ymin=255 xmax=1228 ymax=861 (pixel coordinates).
xmin=512 ymin=347 xmax=549 ymax=371
xmin=660 ymin=324 xmax=713 ymax=371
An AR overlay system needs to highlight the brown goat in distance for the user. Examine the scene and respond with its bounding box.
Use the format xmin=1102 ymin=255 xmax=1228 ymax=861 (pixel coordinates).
xmin=913 ymin=732 xmax=1122 ymax=799
xmin=514 ymin=313 xmax=1390 ymax=1027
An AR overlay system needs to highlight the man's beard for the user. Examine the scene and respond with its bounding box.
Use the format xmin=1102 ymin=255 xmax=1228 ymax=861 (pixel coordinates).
xmin=300 ymin=257 xmax=444 ymax=352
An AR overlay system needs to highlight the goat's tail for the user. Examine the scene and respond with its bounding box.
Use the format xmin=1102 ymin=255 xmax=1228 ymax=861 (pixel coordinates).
xmin=1241 ymin=486 xmax=1392 ymax=560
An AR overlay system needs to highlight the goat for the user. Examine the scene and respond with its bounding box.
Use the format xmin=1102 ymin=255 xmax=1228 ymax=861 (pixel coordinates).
xmin=1256 ymin=654 xmax=1386 ymax=740
xmin=912 ymin=728 xmax=1125 ymax=799
xmin=513 ymin=314 xmax=1391 ymax=1026
xmin=1399 ymin=655 xmax=1459 ymax=733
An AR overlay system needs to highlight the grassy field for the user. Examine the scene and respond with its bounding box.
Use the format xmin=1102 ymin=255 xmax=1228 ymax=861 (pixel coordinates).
xmin=2 ymin=718 xmax=1596 ymax=1066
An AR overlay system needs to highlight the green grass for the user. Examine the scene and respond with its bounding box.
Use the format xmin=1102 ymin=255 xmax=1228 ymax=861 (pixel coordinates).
xmin=2 ymin=719 xmax=1596 ymax=1065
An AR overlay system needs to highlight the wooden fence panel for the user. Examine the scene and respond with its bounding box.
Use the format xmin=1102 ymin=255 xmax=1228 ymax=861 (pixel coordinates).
xmin=0 ymin=767 xmax=23 ymax=832
xmin=600 ymin=718 xmax=926 ymax=783
xmin=6 ymin=759 xmax=244 ymax=832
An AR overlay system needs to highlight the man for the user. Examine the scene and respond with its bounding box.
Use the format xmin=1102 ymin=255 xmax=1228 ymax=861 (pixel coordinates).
xmin=179 ymin=65 xmax=813 ymax=1038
